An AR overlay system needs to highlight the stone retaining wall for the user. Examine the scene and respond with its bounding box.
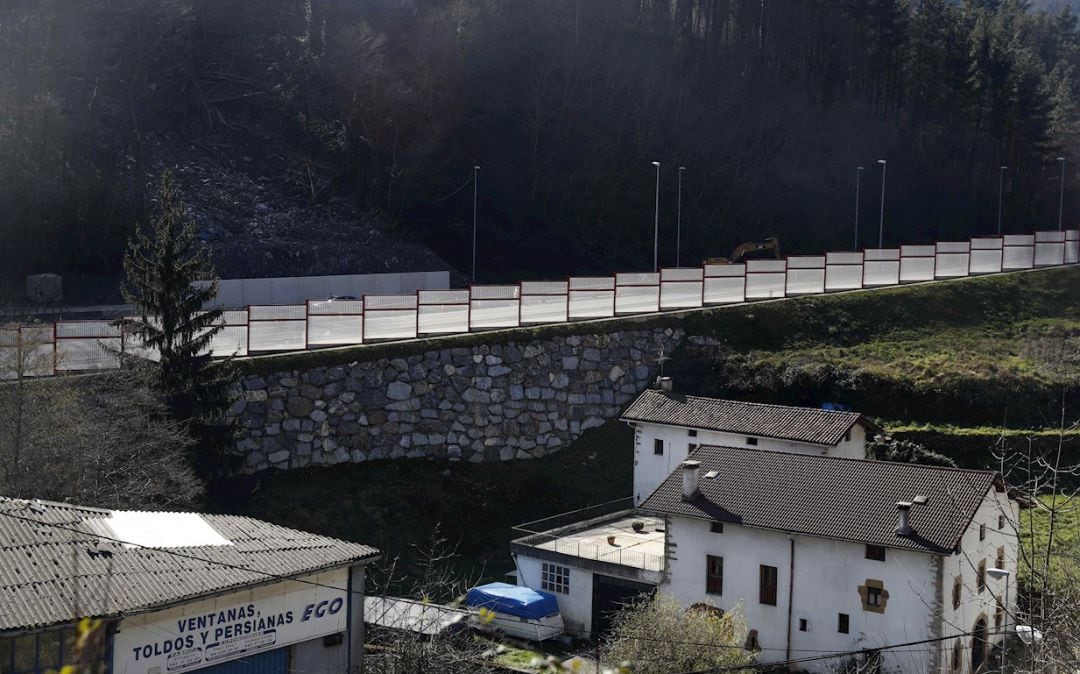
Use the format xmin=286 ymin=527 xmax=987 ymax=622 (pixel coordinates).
xmin=227 ymin=327 xmax=685 ymax=472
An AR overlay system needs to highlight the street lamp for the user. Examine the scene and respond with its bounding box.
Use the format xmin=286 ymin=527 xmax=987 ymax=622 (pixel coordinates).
xmin=998 ymin=166 xmax=1008 ymax=236
xmin=677 ymin=166 xmax=686 ymax=266
xmin=652 ymin=161 xmax=661 ymax=272
xmin=472 ymin=165 xmax=480 ymax=284
xmin=987 ymin=567 xmax=1011 ymax=673
xmin=1057 ymin=157 xmax=1066 ymax=232
xmin=877 ymin=160 xmax=888 ymax=248
xmin=855 ymin=166 xmax=864 ymax=250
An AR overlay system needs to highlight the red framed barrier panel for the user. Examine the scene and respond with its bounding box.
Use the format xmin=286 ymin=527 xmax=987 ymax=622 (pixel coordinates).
xmin=210 ymin=310 xmax=251 ymax=357
xmin=935 ymin=242 xmax=971 ymax=279
xmin=659 ymin=268 xmax=704 ymax=309
xmin=418 ymin=290 xmax=469 ymax=335
xmin=1034 ymin=231 xmax=1066 ymax=267
xmin=825 ymin=252 xmax=864 ymax=291
xmin=363 ymin=295 xmax=418 ymax=341
xmin=55 ymin=320 xmax=122 ymax=372
xmin=307 ymin=299 xmax=364 ymax=347
xmin=786 ymin=256 xmax=826 ymax=295
xmin=469 ymin=285 xmax=521 ymax=330
xmin=615 ymin=273 xmax=660 ymax=314
xmin=969 ymin=238 xmax=1004 ymax=275
xmin=248 ymin=305 xmax=306 ymax=353
xmin=568 ymin=277 xmax=616 ymax=320
xmin=521 ymin=281 xmax=569 ymax=324
xmin=862 ymin=249 xmax=900 ymax=286
xmin=745 ymin=260 xmax=787 ymax=300
xmin=1002 ymin=234 xmax=1035 ymax=270
xmin=704 ymin=264 xmax=746 ymax=304
xmin=1066 ymin=229 xmax=1080 ymax=264
xmin=899 ymin=245 xmax=936 ymax=283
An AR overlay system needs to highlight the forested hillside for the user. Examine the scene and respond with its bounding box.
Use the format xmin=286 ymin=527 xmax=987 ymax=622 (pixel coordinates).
xmin=1 ymin=0 xmax=1078 ymax=286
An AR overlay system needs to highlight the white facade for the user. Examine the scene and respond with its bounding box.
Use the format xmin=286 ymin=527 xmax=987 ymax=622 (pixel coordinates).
xmin=515 ymin=555 xmax=599 ymax=635
xmin=630 ymin=421 xmax=867 ymax=505
xmin=661 ymin=486 xmax=1018 ymax=674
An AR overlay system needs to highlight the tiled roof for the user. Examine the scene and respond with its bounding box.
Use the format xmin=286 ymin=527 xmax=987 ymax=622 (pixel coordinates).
xmin=641 ymin=445 xmax=1000 ymax=555
xmin=0 ymin=498 xmax=379 ymax=631
xmin=621 ymin=390 xmax=866 ymax=446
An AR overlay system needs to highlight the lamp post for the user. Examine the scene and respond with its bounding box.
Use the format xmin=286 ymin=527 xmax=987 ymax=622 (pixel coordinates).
xmin=987 ymin=567 xmax=1011 ymax=673
xmin=677 ymin=166 xmax=686 ymax=266
xmin=472 ymin=165 xmax=480 ymax=284
xmin=855 ymin=166 xmax=864 ymax=250
xmin=652 ymin=161 xmax=661 ymax=272
xmin=1058 ymin=157 xmax=1066 ymax=232
xmin=877 ymin=159 xmax=887 ymax=248
xmin=998 ymin=166 xmax=1008 ymax=236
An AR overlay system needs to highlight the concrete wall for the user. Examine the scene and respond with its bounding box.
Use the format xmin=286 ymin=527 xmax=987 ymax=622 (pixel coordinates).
xmin=227 ymin=328 xmax=684 ymax=471
xmin=662 ymin=516 xmax=938 ymax=673
xmin=199 ymin=271 xmax=450 ymax=308
xmin=631 ymin=422 xmax=867 ymax=505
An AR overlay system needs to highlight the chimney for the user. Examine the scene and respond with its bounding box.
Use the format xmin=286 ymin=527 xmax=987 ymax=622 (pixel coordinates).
xmin=895 ymin=501 xmax=913 ymax=535
xmin=681 ymin=460 xmax=701 ymax=501
xmin=655 ymin=376 xmax=673 ymax=393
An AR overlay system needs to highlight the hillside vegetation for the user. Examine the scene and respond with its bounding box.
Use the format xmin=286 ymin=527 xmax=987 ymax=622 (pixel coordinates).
xmin=2 ymin=1 xmax=1079 ymax=287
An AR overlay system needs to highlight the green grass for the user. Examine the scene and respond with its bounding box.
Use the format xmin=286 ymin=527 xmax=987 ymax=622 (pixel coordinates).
xmin=216 ymin=420 xmax=633 ymax=591
xmin=1019 ymin=495 xmax=1080 ymax=587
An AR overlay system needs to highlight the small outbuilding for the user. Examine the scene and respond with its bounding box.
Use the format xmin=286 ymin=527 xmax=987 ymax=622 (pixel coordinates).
xmin=0 ymin=498 xmax=379 ymax=674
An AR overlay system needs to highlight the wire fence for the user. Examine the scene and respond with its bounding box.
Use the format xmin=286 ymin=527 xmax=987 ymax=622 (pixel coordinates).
xmin=2 ymin=229 xmax=1077 ymax=379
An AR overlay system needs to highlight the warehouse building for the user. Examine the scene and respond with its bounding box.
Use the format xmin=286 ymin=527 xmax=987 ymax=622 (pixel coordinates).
xmin=0 ymin=498 xmax=378 ymax=674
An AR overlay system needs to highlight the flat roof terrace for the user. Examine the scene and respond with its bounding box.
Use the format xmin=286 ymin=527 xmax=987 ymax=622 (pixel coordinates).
xmin=512 ymin=503 xmax=666 ymax=573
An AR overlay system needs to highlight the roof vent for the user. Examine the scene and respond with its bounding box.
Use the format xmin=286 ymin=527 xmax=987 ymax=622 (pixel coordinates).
xmin=655 ymin=376 xmax=673 ymax=393
xmin=681 ymin=460 xmax=701 ymax=501
xmin=895 ymin=501 xmax=913 ymax=536
xmin=704 ymin=470 xmax=719 ymax=480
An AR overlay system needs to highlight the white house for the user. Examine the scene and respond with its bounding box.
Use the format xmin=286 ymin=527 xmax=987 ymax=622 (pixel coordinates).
xmin=511 ymin=447 xmax=1019 ymax=674
xmin=621 ymin=385 xmax=875 ymax=504
xmin=0 ymin=498 xmax=379 ymax=674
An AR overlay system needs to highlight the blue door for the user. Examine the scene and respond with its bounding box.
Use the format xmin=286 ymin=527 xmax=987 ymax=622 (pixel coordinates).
xmin=199 ymin=647 xmax=288 ymax=674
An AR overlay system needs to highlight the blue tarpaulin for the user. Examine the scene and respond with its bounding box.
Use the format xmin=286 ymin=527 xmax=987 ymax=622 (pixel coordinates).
xmin=466 ymin=583 xmax=560 ymax=619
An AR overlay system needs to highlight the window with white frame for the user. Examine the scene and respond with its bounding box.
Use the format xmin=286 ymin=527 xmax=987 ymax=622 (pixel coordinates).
xmin=541 ymin=563 xmax=570 ymax=594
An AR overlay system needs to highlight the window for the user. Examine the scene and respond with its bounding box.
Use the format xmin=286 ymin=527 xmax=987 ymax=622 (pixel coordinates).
xmin=653 ymin=439 xmax=664 ymax=455
xmin=995 ymin=599 xmax=1004 ymax=630
xmin=844 ymin=429 xmax=852 ymax=442
xmin=838 ymin=613 xmax=850 ymax=634
xmin=706 ymin=555 xmax=724 ymax=595
xmin=998 ymin=514 xmax=1006 ymax=530
xmin=744 ymin=629 xmax=760 ymax=651
xmin=745 ymin=437 xmax=759 ymax=446
xmin=710 ymin=521 xmax=724 ymax=534
xmin=688 ymin=443 xmax=698 ymax=453
xmin=977 ymin=560 xmax=987 ymax=593
xmin=688 ymin=429 xmax=698 ymax=437
xmin=950 ymin=642 xmax=962 ymax=673
xmin=865 ymin=544 xmax=886 ymax=562
xmin=798 ymin=618 xmax=808 ymax=632
xmin=541 ymin=563 xmax=570 ymax=595
xmin=996 ymin=547 xmax=1005 ymax=570
xmin=979 ymin=523 xmax=986 ymax=541
xmin=759 ymin=565 xmax=778 ymax=605
xmin=859 ymin=579 xmax=889 ymax=613
xmin=952 ymin=576 xmax=962 ymax=610
xmin=0 ymin=627 xmax=107 ymax=674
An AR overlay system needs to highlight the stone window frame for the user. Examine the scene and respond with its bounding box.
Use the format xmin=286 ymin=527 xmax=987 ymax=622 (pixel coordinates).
xmin=977 ymin=559 xmax=987 ymax=593
xmin=858 ymin=579 xmax=889 ymax=613
xmin=996 ymin=547 xmax=1005 ymax=570
xmin=952 ymin=575 xmax=962 ymax=610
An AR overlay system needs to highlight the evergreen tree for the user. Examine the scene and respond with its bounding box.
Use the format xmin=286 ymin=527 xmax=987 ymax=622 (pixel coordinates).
xmin=122 ymin=171 xmax=225 ymax=424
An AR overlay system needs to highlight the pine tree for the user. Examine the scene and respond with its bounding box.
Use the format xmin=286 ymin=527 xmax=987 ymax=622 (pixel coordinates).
xmin=122 ymin=171 xmax=224 ymax=424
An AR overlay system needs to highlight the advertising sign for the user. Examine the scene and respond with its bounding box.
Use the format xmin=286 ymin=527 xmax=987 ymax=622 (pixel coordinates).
xmin=112 ymin=567 xmax=349 ymax=674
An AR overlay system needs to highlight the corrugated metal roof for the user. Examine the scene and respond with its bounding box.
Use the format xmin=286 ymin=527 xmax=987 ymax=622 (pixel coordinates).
xmin=640 ymin=445 xmax=999 ymax=555
xmin=621 ymin=389 xmax=865 ymax=446
xmin=0 ymin=498 xmax=379 ymax=631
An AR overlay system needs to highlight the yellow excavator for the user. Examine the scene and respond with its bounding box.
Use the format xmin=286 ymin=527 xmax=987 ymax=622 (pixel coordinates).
xmin=704 ymin=237 xmax=781 ymax=265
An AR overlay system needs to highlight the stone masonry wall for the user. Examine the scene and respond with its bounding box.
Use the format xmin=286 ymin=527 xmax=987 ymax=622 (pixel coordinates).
xmin=227 ymin=327 xmax=685 ymax=472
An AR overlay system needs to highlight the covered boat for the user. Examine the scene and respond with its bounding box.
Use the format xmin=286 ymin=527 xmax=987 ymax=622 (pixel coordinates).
xmin=466 ymin=583 xmax=565 ymax=641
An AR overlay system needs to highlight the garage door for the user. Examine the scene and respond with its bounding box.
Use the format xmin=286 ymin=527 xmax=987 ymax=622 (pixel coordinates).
xmin=591 ymin=575 xmax=656 ymax=635
xmin=198 ymin=646 xmax=288 ymax=674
